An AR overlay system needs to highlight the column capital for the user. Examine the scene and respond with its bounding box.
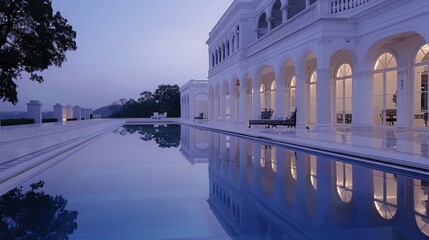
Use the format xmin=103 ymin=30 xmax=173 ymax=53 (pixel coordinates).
xmin=266 ymin=17 xmax=274 ymax=23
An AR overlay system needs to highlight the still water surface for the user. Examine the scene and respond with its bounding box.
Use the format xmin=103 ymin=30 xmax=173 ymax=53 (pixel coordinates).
xmin=1 ymin=124 xmax=429 ymax=239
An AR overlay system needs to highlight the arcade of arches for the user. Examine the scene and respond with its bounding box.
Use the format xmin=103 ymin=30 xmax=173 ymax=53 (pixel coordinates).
xmin=208 ymin=34 xmax=429 ymax=130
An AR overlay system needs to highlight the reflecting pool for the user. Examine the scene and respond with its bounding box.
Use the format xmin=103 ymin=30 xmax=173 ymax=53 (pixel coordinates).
xmin=1 ymin=124 xmax=429 ymax=239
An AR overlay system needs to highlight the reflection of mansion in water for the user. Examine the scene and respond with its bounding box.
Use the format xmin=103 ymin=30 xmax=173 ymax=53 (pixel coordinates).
xmin=182 ymin=0 xmax=429 ymax=130
xmin=207 ymin=132 xmax=429 ymax=238
xmin=180 ymin=125 xmax=209 ymax=164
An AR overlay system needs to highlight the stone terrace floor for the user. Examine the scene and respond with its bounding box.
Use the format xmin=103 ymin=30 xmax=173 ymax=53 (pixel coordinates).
xmin=0 ymin=118 xmax=428 ymax=193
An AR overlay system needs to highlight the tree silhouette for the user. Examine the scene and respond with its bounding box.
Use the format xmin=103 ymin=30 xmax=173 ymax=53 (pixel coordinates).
xmin=119 ymin=125 xmax=181 ymax=148
xmin=0 ymin=181 xmax=78 ymax=239
xmin=0 ymin=0 xmax=77 ymax=104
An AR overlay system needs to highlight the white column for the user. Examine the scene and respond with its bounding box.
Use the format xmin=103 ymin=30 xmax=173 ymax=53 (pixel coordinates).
xmin=189 ymin=94 xmax=195 ymax=121
xmin=27 ymin=100 xmax=42 ymax=124
xmin=396 ymin=67 xmax=406 ymax=128
xmin=73 ymin=105 xmax=82 ymax=121
xmin=229 ymin=84 xmax=236 ymax=124
xmin=353 ymin=71 xmax=373 ymax=127
xmin=252 ymin=83 xmax=261 ymax=119
xmin=239 ymin=83 xmax=247 ymax=124
xmin=281 ymin=1 xmax=289 ymax=22
xmin=53 ymin=103 xmax=64 ymax=122
xmin=316 ymin=68 xmax=331 ymax=128
xmin=214 ymin=95 xmax=220 ymax=121
xmin=275 ymin=71 xmax=286 ymax=117
xmin=306 ymin=0 xmax=311 ymax=8
xmin=266 ymin=17 xmax=273 ymax=32
xmin=220 ymin=90 xmax=226 ymax=122
xmin=296 ymin=73 xmax=306 ymax=128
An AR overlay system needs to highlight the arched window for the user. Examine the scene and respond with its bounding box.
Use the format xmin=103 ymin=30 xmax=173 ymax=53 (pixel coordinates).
xmin=373 ymin=170 xmax=397 ymax=219
xmin=309 ymin=70 xmax=317 ymax=124
xmin=271 ymin=0 xmax=282 ymax=29
xmin=212 ymin=53 xmax=215 ymax=67
xmin=257 ymin=13 xmax=268 ymax=39
xmin=335 ymin=162 xmax=353 ymax=203
xmin=222 ymin=44 xmax=226 ymax=60
xmin=289 ymin=75 xmax=296 ymax=112
xmin=260 ymin=84 xmax=266 ymax=110
xmin=270 ymin=81 xmax=276 ymax=111
xmin=231 ymin=35 xmax=235 ymax=53
xmin=335 ymin=63 xmax=353 ymax=125
xmin=413 ymin=44 xmax=429 ymax=128
xmin=373 ymin=52 xmax=398 ymax=127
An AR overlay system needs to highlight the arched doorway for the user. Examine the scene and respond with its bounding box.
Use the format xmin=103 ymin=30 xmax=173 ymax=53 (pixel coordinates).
xmin=373 ymin=52 xmax=398 ymax=127
xmin=335 ymin=63 xmax=353 ymax=125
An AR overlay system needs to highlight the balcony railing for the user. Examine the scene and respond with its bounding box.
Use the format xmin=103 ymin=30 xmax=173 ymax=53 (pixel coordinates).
xmin=330 ymin=0 xmax=370 ymax=14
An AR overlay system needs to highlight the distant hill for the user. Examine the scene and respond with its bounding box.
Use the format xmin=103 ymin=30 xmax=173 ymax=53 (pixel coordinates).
xmin=1 ymin=111 xmax=54 ymax=119
xmin=0 ymin=111 xmax=27 ymax=119
xmin=93 ymin=105 xmax=115 ymax=118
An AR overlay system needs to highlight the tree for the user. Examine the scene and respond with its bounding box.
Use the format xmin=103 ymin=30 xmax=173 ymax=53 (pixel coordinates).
xmin=0 ymin=181 xmax=78 ymax=239
xmin=153 ymin=84 xmax=181 ymax=117
xmin=0 ymin=0 xmax=77 ymax=104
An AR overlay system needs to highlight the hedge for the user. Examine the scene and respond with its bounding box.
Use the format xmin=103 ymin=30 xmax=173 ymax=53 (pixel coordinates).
xmin=42 ymin=118 xmax=58 ymax=123
xmin=1 ymin=118 xmax=35 ymax=126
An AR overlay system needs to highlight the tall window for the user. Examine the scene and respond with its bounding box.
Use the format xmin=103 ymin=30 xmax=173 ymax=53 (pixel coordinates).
xmin=270 ymin=81 xmax=276 ymax=111
xmin=373 ymin=170 xmax=397 ymax=219
xmin=260 ymin=84 xmax=266 ymax=110
xmin=373 ymin=52 xmax=398 ymax=126
xmin=290 ymin=76 xmax=296 ymax=113
xmin=335 ymin=64 xmax=353 ymax=125
xmin=413 ymin=44 xmax=429 ymax=128
xmin=257 ymin=13 xmax=268 ymax=39
xmin=271 ymin=0 xmax=282 ymax=29
xmin=309 ymin=71 xmax=317 ymax=124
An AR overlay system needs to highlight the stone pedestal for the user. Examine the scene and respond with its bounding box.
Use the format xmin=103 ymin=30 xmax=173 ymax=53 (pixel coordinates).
xmin=53 ymin=103 xmax=64 ymax=122
xmin=27 ymin=100 xmax=42 ymax=124
xmin=73 ymin=105 xmax=82 ymax=121
xmin=64 ymin=105 xmax=73 ymax=120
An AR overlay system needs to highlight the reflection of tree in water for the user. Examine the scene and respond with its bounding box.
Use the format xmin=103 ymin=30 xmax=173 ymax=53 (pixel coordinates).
xmin=0 ymin=181 xmax=78 ymax=240
xmin=118 ymin=125 xmax=181 ymax=148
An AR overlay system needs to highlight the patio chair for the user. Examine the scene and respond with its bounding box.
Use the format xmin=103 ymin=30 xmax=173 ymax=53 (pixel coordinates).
xmin=151 ymin=112 xmax=160 ymax=119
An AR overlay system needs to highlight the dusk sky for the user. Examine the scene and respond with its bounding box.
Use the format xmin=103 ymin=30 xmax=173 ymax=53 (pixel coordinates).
xmin=1 ymin=0 xmax=233 ymax=112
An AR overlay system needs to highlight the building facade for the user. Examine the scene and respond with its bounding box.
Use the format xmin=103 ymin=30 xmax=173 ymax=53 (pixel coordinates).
xmin=205 ymin=0 xmax=429 ymax=129
xmin=181 ymin=79 xmax=209 ymax=121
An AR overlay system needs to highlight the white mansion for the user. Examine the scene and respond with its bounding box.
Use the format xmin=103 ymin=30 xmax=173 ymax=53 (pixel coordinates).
xmin=182 ymin=0 xmax=429 ymax=130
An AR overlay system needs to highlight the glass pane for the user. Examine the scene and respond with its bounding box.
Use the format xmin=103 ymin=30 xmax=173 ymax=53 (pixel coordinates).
xmin=373 ymin=73 xmax=384 ymax=95
xmin=386 ymin=53 xmax=398 ymax=68
xmin=336 ymin=99 xmax=343 ymax=113
xmin=345 ymin=78 xmax=352 ymax=97
xmin=344 ymin=98 xmax=352 ymax=113
xmin=336 ymin=80 xmax=344 ymax=98
xmin=373 ymin=95 xmax=383 ymax=125
xmin=386 ymin=71 xmax=397 ymax=95
xmin=386 ymin=173 xmax=398 ymax=205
